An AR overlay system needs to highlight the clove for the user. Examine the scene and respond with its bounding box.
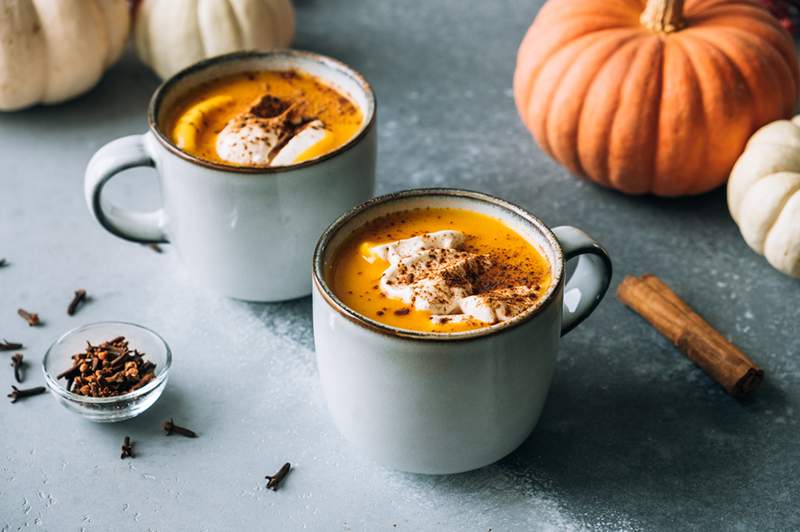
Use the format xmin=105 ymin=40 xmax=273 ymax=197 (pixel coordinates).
xmin=56 ymin=363 xmax=80 ymax=380
xmin=10 ymin=353 xmax=23 ymax=383
xmin=146 ymin=243 xmax=163 ymax=253
xmin=109 ymin=351 xmax=130 ymax=368
xmin=0 ymin=339 xmax=23 ymax=351
xmin=67 ymin=289 xmax=87 ymax=316
xmin=0 ymin=258 xmax=6 ymax=267
xmin=265 ymin=462 xmax=291 ymax=491
xmin=7 ymin=385 xmax=46 ymax=403
xmin=120 ymin=436 xmax=134 ymax=459
xmin=162 ymin=418 xmax=197 ymax=438
xmin=129 ymin=373 xmax=155 ymax=391
xmin=17 ymin=308 xmax=40 ymax=327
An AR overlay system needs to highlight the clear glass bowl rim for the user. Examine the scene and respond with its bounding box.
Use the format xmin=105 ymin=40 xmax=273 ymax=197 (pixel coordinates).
xmin=42 ymin=321 xmax=172 ymax=404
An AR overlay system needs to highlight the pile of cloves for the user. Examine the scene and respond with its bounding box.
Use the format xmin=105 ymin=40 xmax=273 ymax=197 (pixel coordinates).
xmin=57 ymin=336 xmax=156 ymax=397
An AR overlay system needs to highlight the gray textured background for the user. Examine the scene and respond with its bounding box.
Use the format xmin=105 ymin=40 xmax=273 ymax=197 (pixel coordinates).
xmin=1 ymin=0 xmax=798 ymax=530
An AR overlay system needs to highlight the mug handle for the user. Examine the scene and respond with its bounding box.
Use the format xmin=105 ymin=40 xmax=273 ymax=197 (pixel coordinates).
xmin=552 ymin=226 xmax=612 ymax=336
xmin=84 ymin=133 xmax=168 ymax=243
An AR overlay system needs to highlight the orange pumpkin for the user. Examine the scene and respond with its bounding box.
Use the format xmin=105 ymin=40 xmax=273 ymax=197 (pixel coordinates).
xmin=513 ymin=0 xmax=800 ymax=196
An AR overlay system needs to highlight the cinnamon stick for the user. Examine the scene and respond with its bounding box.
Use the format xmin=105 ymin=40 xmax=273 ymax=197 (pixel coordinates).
xmin=617 ymin=274 xmax=763 ymax=397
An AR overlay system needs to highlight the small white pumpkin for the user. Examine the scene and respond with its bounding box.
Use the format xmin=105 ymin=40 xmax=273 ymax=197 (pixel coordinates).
xmin=728 ymin=115 xmax=800 ymax=278
xmin=0 ymin=0 xmax=129 ymax=111
xmin=133 ymin=0 xmax=294 ymax=80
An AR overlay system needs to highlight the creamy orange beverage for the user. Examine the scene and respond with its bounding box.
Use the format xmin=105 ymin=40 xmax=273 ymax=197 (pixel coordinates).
xmin=329 ymin=207 xmax=552 ymax=332
xmin=164 ymin=69 xmax=363 ymax=167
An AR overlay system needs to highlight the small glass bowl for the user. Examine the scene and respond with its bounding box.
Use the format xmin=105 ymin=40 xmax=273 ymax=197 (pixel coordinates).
xmin=42 ymin=321 xmax=171 ymax=423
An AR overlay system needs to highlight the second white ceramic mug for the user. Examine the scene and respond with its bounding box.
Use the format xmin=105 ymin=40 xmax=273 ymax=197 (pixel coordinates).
xmin=84 ymin=50 xmax=376 ymax=301
xmin=312 ymin=189 xmax=612 ymax=474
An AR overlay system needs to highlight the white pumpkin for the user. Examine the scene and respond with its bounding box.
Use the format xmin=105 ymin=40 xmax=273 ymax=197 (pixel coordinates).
xmin=0 ymin=0 xmax=129 ymax=111
xmin=728 ymin=115 xmax=800 ymax=278
xmin=133 ymin=0 xmax=294 ymax=80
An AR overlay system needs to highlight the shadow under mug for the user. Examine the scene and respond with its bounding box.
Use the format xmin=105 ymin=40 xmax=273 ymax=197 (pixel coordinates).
xmin=84 ymin=50 xmax=376 ymax=301
xmin=312 ymin=189 xmax=612 ymax=474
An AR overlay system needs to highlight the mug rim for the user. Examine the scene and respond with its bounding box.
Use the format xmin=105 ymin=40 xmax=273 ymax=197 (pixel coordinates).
xmin=312 ymin=188 xmax=565 ymax=341
xmin=146 ymin=49 xmax=377 ymax=174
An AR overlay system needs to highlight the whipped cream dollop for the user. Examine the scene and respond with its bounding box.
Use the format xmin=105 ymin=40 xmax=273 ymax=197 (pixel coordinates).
xmin=371 ymin=230 xmax=465 ymax=263
xmin=381 ymin=247 xmax=492 ymax=314
xmin=216 ymin=96 xmax=333 ymax=166
xmin=458 ymin=286 xmax=539 ymax=323
xmin=370 ymin=231 xmax=539 ymax=324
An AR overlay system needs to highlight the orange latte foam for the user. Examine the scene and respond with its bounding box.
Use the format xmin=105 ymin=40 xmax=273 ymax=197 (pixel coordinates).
xmin=329 ymin=207 xmax=552 ymax=332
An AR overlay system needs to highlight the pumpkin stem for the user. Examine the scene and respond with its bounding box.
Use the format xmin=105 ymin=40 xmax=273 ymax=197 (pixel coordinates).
xmin=640 ymin=0 xmax=686 ymax=33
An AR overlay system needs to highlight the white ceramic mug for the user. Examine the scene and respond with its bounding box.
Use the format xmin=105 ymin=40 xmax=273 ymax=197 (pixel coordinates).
xmin=312 ymin=189 xmax=612 ymax=474
xmin=85 ymin=51 xmax=376 ymax=301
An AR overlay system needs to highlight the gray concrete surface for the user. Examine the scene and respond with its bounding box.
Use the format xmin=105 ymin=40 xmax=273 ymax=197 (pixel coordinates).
xmin=1 ymin=1 xmax=798 ymax=530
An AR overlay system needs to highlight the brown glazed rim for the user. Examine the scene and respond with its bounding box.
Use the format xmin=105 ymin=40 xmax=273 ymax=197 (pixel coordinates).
xmin=146 ymin=49 xmax=376 ymax=174
xmin=312 ymin=188 xmax=566 ymax=342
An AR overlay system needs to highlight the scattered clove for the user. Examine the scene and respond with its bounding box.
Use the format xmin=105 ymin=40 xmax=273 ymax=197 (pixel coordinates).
xmin=56 ymin=336 xmax=156 ymax=397
xmin=67 ymin=289 xmax=87 ymax=316
xmin=265 ymin=462 xmax=291 ymax=491
xmin=10 ymin=353 xmax=23 ymax=383
xmin=17 ymin=308 xmax=40 ymax=327
xmin=7 ymin=385 xmax=46 ymax=403
xmin=120 ymin=436 xmax=134 ymax=459
xmin=146 ymin=243 xmax=163 ymax=253
xmin=162 ymin=418 xmax=197 ymax=438
xmin=0 ymin=340 xmax=23 ymax=351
